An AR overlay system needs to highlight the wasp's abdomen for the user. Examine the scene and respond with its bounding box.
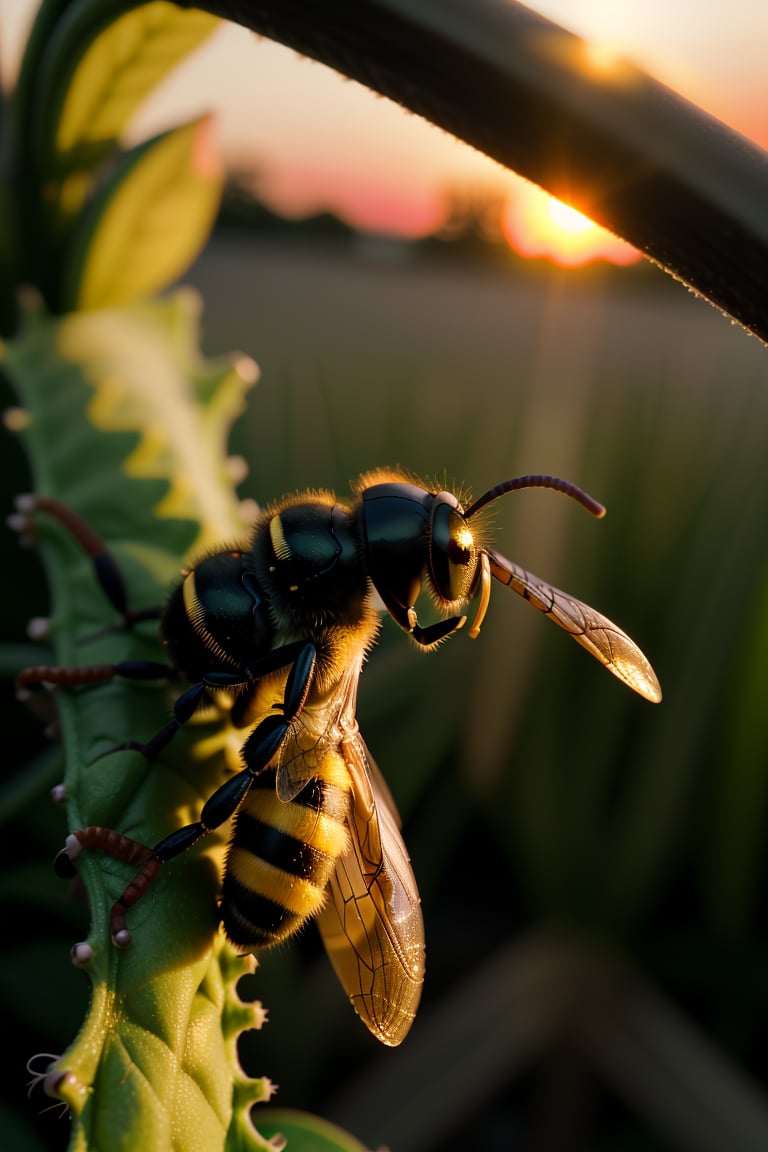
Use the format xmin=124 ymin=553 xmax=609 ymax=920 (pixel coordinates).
xmin=222 ymin=750 xmax=350 ymax=950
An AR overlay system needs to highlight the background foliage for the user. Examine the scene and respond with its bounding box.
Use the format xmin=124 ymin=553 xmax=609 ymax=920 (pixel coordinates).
xmin=1 ymin=3 xmax=275 ymax=1150
xmin=2 ymin=1 xmax=768 ymax=1150
xmin=189 ymin=236 xmax=768 ymax=1149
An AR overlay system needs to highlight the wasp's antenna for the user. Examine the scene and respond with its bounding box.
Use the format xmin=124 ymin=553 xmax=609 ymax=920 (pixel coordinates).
xmin=464 ymin=475 xmax=606 ymax=520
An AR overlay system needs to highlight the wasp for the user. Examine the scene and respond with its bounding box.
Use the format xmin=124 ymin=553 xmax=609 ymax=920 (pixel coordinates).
xmin=19 ymin=470 xmax=660 ymax=1046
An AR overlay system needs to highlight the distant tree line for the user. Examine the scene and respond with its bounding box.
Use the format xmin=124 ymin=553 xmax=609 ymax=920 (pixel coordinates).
xmin=216 ymin=167 xmax=660 ymax=282
xmin=216 ymin=167 xmax=514 ymax=263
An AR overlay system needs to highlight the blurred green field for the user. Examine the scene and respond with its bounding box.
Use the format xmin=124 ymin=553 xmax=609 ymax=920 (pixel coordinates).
xmin=181 ymin=237 xmax=768 ymax=1150
xmin=5 ymin=233 xmax=768 ymax=1152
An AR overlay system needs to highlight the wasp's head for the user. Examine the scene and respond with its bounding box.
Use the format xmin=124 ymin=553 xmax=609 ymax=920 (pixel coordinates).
xmin=357 ymin=470 xmax=605 ymax=648
xmin=358 ymin=476 xmax=489 ymax=647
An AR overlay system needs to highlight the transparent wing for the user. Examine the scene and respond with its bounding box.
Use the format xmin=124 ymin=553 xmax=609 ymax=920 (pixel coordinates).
xmin=488 ymin=547 xmax=662 ymax=703
xmin=236 ymin=677 xmax=325 ymax=804
xmin=275 ymin=720 xmax=330 ymax=802
xmin=315 ymin=731 xmax=425 ymax=1046
xmin=273 ymin=655 xmax=367 ymax=804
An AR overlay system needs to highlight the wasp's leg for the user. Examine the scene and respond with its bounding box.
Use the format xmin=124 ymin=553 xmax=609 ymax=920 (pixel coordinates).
xmin=22 ymin=640 xmax=312 ymax=764
xmin=54 ymin=827 xmax=162 ymax=946
xmin=54 ymin=827 xmax=154 ymax=880
xmin=16 ymin=661 xmax=174 ymax=751
xmin=14 ymin=494 xmax=160 ymax=627
xmin=411 ymin=614 xmax=466 ymax=647
xmin=375 ymin=584 xmax=467 ymax=649
xmin=114 ymin=639 xmax=314 ymax=761
xmin=16 ymin=660 xmax=176 ymax=757
xmin=57 ymin=643 xmax=318 ymax=945
xmin=53 ymin=766 xmax=259 ymax=946
xmin=17 ymin=660 xmax=171 ymax=692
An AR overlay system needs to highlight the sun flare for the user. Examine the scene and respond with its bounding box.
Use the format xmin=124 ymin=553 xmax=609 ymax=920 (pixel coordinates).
xmin=500 ymin=183 xmax=641 ymax=268
xmin=546 ymin=198 xmax=594 ymax=234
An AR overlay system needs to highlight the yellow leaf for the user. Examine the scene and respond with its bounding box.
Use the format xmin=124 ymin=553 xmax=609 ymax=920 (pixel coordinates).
xmin=51 ymin=1 xmax=219 ymax=163
xmin=63 ymin=115 xmax=223 ymax=310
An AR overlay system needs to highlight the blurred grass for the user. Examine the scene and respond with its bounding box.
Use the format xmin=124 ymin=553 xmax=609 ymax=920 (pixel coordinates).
xmin=182 ymin=233 xmax=768 ymax=1147
xmin=5 ymin=231 xmax=768 ymax=1149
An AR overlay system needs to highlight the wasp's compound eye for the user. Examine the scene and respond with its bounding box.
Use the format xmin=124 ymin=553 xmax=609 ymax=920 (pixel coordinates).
xmin=447 ymin=524 xmax=474 ymax=566
xmin=429 ymin=501 xmax=477 ymax=603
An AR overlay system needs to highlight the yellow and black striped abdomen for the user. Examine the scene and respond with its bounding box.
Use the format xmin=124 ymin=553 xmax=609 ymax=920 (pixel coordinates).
xmin=221 ymin=748 xmax=351 ymax=950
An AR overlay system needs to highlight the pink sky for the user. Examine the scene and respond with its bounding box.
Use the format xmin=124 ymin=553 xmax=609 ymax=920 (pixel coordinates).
xmin=2 ymin=1 xmax=767 ymax=251
xmin=141 ymin=1 xmax=768 ymax=238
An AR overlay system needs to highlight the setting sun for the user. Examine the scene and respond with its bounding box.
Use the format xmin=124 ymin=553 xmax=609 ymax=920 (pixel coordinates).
xmin=500 ymin=184 xmax=641 ymax=268
xmin=546 ymin=198 xmax=594 ymax=233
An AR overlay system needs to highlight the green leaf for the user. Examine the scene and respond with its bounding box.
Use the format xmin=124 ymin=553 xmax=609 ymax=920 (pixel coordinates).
xmin=0 ymin=93 xmax=17 ymax=335
xmin=61 ymin=115 xmax=223 ymax=310
xmin=9 ymin=1 xmax=218 ymax=311
xmin=36 ymin=0 xmax=219 ymax=178
xmin=255 ymin=1110 xmax=374 ymax=1152
xmin=3 ymin=293 xmax=269 ymax=1151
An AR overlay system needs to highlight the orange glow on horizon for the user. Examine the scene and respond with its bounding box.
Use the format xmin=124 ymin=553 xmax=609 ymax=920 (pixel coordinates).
xmin=581 ymin=40 xmax=630 ymax=75
xmin=546 ymin=198 xmax=594 ymax=233
xmin=253 ymin=162 xmax=446 ymax=240
xmin=500 ymin=185 xmax=642 ymax=268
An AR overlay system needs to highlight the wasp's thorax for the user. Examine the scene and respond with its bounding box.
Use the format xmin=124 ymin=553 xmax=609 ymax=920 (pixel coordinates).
xmin=162 ymin=550 xmax=270 ymax=681
xmin=255 ymin=499 xmax=371 ymax=632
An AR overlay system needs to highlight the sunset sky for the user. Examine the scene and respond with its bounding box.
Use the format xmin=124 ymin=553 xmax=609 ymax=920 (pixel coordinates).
xmin=2 ymin=1 xmax=767 ymax=265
